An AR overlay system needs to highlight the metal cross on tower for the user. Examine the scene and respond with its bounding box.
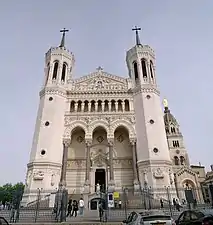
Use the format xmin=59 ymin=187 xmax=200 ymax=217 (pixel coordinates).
xmin=132 ymin=26 xmax=141 ymax=45
xmin=59 ymin=28 xmax=69 ymax=47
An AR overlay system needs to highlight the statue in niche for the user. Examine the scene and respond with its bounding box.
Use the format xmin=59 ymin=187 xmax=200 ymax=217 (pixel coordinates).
xmin=96 ymin=183 xmax=100 ymax=194
xmin=169 ymin=170 xmax=174 ymax=185
xmin=153 ymin=168 xmax=164 ymax=179
xmin=143 ymin=170 xmax=148 ymax=185
xmin=51 ymin=173 xmax=56 ymax=186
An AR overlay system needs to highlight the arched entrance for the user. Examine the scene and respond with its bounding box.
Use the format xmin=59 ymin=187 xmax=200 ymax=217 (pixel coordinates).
xmin=114 ymin=126 xmax=133 ymax=188
xmin=90 ymin=197 xmax=106 ymax=210
xmin=90 ymin=126 xmax=109 ymax=193
xmin=67 ymin=126 xmax=86 ymax=194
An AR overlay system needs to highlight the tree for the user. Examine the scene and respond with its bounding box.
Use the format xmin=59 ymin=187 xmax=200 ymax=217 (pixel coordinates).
xmin=0 ymin=182 xmax=25 ymax=203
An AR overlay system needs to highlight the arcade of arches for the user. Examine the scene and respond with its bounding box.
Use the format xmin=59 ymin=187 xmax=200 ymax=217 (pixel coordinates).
xmin=65 ymin=125 xmax=138 ymax=194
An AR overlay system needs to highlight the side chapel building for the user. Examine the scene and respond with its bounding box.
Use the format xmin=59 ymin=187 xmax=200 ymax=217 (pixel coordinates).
xmin=22 ymin=28 xmax=204 ymax=204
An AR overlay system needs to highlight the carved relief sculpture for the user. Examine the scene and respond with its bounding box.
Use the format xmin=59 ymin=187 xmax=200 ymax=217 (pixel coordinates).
xmin=153 ymin=168 xmax=164 ymax=179
xmin=33 ymin=171 xmax=44 ymax=181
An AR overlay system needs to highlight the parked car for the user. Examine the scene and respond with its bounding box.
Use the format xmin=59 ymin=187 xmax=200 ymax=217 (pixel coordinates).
xmin=0 ymin=216 xmax=9 ymax=225
xmin=175 ymin=209 xmax=213 ymax=225
xmin=122 ymin=211 xmax=175 ymax=225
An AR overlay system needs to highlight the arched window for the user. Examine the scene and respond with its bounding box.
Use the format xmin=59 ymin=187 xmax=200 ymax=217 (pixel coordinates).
xmin=180 ymin=156 xmax=185 ymax=165
xmin=174 ymin=156 xmax=179 ymax=165
xmin=150 ymin=60 xmax=154 ymax=79
xmin=141 ymin=59 xmax=147 ymax=78
xmin=171 ymin=127 xmax=176 ymax=133
xmin=45 ymin=63 xmax=50 ymax=85
xmin=133 ymin=61 xmax=139 ymax=82
xmin=61 ymin=63 xmax=67 ymax=81
xmin=165 ymin=127 xmax=169 ymax=134
xmin=124 ymin=100 xmax=130 ymax=111
xmin=52 ymin=62 xmax=58 ymax=80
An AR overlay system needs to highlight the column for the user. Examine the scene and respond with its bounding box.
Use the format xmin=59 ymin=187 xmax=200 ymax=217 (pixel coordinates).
xmin=95 ymin=102 xmax=98 ymax=111
xmin=108 ymin=140 xmax=114 ymax=182
xmin=59 ymin=139 xmax=71 ymax=187
xmin=101 ymin=102 xmax=105 ymax=112
xmin=115 ymin=102 xmax=118 ymax=112
xmin=88 ymin=102 xmax=91 ymax=112
xmin=81 ymin=102 xmax=84 ymax=112
xmin=109 ymin=101 xmax=111 ymax=111
xmin=74 ymin=103 xmax=78 ymax=112
xmin=122 ymin=101 xmax=125 ymax=112
xmin=130 ymin=140 xmax=139 ymax=184
xmin=85 ymin=140 xmax=92 ymax=184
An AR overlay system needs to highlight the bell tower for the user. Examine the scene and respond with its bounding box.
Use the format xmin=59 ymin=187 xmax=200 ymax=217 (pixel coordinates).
xmin=44 ymin=28 xmax=75 ymax=87
xmin=22 ymin=29 xmax=74 ymax=205
xmin=126 ymin=27 xmax=174 ymax=190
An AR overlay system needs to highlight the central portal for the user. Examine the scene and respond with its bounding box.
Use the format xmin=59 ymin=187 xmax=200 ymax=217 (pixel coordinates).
xmin=95 ymin=169 xmax=106 ymax=192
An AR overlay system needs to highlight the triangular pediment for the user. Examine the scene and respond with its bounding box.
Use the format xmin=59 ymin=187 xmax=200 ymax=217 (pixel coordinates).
xmin=69 ymin=70 xmax=129 ymax=92
xmin=176 ymin=166 xmax=196 ymax=177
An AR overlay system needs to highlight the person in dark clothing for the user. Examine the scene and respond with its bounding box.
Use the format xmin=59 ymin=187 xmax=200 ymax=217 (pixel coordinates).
xmin=173 ymin=198 xmax=176 ymax=209
xmin=98 ymin=200 xmax=104 ymax=222
xmin=160 ymin=199 xmax=164 ymax=208
xmin=71 ymin=200 xmax=78 ymax=217
xmin=66 ymin=199 xmax=72 ymax=217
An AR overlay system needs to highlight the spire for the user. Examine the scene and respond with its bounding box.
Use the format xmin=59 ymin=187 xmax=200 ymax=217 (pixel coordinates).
xmin=132 ymin=26 xmax=141 ymax=45
xmin=59 ymin=28 xmax=69 ymax=48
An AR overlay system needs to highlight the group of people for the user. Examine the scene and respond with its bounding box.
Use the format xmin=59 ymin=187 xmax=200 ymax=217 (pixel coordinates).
xmin=66 ymin=198 xmax=84 ymax=217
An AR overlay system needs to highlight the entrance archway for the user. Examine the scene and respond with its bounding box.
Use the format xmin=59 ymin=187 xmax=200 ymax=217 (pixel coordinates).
xmin=95 ymin=168 xmax=106 ymax=192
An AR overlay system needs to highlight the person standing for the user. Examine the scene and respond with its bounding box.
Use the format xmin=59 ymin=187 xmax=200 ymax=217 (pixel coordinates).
xmin=79 ymin=198 xmax=84 ymax=216
xmin=66 ymin=199 xmax=72 ymax=217
xmin=71 ymin=200 xmax=78 ymax=217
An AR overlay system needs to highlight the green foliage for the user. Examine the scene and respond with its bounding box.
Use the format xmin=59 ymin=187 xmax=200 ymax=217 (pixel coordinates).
xmin=0 ymin=182 xmax=25 ymax=203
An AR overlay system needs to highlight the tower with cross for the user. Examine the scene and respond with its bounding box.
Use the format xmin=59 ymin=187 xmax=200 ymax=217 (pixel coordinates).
xmin=22 ymin=29 xmax=75 ymax=205
xmin=126 ymin=27 xmax=175 ymax=190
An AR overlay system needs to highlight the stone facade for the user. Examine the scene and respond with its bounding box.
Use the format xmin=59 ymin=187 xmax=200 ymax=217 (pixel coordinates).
xmin=22 ymin=32 xmax=203 ymax=205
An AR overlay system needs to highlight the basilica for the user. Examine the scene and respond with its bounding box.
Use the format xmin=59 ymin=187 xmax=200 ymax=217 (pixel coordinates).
xmin=22 ymin=28 xmax=205 ymax=205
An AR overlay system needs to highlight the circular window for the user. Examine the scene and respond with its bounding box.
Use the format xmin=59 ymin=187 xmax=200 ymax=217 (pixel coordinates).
xmin=41 ymin=149 xmax=46 ymax=155
xmin=153 ymin=148 xmax=159 ymax=153
xmin=49 ymin=97 xmax=53 ymax=101
xmin=45 ymin=121 xmax=50 ymax=126
xmin=176 ymin=150 xmax=180 ymax=154
xmin=146 ymin=95 xmax=151 ymax=99
xmin=150 ymin=119 xmax=154 ymax=124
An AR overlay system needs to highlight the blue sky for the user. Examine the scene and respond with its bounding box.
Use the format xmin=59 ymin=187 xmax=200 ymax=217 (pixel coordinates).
xmin=0 ymin=0 xmax=212 ymax=185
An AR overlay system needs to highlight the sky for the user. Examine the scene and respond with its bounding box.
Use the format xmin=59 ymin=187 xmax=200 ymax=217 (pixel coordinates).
xmin=0 ymin=0 xmax=213 ymax=185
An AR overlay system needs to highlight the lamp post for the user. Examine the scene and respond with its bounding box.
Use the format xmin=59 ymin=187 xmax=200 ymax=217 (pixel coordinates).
xmin=165 ymin=186 xmax=172 ymax=217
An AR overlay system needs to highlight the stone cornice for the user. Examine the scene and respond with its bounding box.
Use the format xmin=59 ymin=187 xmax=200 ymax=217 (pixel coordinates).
xmin=39 ymin=87 xmax=67 ymax=98
xmin=137 ymin=160 xmax=172 ymax=167
xmin=64 ymin=111 xmax=135 ymax=117
xmin=132 ymin=85 xmax=160 ymax=96
xmin=27 ymin=162 xmax=62 ymax=168
xmin=66 ymin=89 xmax=129 ymax=95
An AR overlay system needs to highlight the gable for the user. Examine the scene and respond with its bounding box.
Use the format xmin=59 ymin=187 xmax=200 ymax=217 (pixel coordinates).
xmin=70 ymin=70 xmax=129 ymax=92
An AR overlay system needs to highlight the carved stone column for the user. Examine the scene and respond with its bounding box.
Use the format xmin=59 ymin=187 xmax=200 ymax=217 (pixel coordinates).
xmin=74 ymin=103 xmax=78 ymax=112
xmin=84 ymin=139 xmax=92 ymax=193
xmin=108 ymin=139 xmax=115 ymax=191
xmin=81 ymin=102 xmax=85 ymax=112
xmin=59 ymin=139 xmax=71 ymax=188
xmin=122 ymin=102 xmax=125 ymax=111
xmin=88 ymin=102 xmax=91 ymax=112
xmin=101 ymin=102 xmax=105 ymax=112
xmin=130 ymin=139 xmax=140 ymax=191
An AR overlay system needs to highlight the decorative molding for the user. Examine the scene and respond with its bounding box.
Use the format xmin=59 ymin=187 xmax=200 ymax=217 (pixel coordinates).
xmin=63 ymin=138 xmax=71 ymax=147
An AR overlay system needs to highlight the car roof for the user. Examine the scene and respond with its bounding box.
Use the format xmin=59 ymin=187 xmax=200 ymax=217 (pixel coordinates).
xmin=184 ymin=209 xmax=213 ymax=216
